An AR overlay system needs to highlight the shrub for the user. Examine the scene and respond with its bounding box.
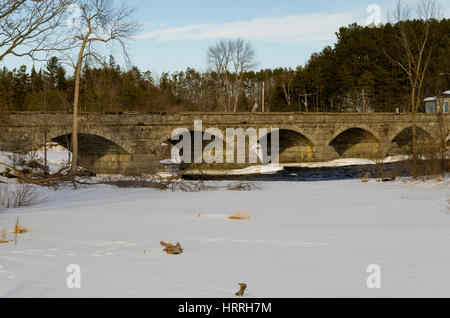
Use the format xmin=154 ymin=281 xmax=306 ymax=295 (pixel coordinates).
xmin=227 ymin=182 xmax=260 ymax=191
xmin=0 ymin=229 xmax=11 ymax=244
xmin=228 ymin=211 xmax=251 ymax=220
xmin=401 ymin=136 xmax=448 ymax=179
xmin=0 ymin=184 xmax=38 ymax=209
xmin=359 ymin=171 xmax=371 ymax=183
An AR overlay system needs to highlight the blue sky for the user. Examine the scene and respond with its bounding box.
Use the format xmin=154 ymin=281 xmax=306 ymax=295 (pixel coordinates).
xmin=2 ymin=0 xmax=450 ymax=75
xmin=130 ymin=0 xmax=389 ymax=74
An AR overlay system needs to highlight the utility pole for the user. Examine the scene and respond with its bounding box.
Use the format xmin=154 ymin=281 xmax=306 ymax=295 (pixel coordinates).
xmin=362 ymin=88 xmax=367 ymax=113
xmin=261 ymin=81 xmax=265 ymax=112
xmin=303 ymin=92 xmax=312 ymax=113
xmin=252 ymin=102 xmax=258 ymax=112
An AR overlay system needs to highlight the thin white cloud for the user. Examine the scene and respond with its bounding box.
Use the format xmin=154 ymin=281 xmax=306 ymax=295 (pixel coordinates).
xmin=137 ymin=12 xmax=358 ymax=43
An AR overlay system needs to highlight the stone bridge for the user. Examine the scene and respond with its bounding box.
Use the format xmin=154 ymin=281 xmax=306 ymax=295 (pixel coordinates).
xmin=0 ymin=112 xmax=448 ymax=175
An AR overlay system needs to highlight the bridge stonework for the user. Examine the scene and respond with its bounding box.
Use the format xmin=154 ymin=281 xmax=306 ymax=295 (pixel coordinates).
xmin=0 ymin=112 xmax=448 ymax=175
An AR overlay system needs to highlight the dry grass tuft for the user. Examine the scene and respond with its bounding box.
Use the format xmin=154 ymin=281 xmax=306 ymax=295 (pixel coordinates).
xmin=434 ymin=176 xmax=443 ymax=183
xmin=12 ymin=217 xmax=31 ymax=234
xmin=228 ymin=211 xmax=251 ymax=220
xmin=195 ymin=213 xmax=208 ymax=220
xmin=360 ymin=172 xmax=371 ymax=183
xmin=0 ymin=229 xmax=11 ymax=244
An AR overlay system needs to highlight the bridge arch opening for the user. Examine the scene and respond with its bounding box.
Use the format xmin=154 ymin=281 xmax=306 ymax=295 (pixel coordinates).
xmin=260 ymin=129 xmax=316 ymax=163
xmin=392 ymin=127 xmax=431 ymax=151
xmin=52 ymin=133 xmax=130 ymax=174
xmin=329 ymin=128 xmax=380 ymax=158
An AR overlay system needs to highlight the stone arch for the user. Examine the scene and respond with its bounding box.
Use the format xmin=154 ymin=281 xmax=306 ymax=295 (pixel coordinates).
xmin=50 ymin=133 xmax=131 ymax=174
xmin=270 ymin=125 xmax=318 ymax=146
xmin=47 ymin=127 xmax=133 ymax=154
xmin=330 ymin=125 xmax=381 ymax=144
xmin=391 ymin=126 xmax=432 ymax=151
xmin=259 ymin=129 xmax=316 ymax=163
xmin=389 ymin=124 xmax=432 ymax=145
xmin=329 ymin=127 xmax=380 ymax=158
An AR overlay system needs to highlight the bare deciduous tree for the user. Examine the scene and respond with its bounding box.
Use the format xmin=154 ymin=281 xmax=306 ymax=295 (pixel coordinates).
xmin=0 ymin=0 xmax=72 ymax=61
xmin=231 ymin=39 xmax=257 ymax=112
xmin=387 ymin=0 xmax=441 ymax=177
xmin=207 ymin=40 xmax=232 ymax=112
xmin=207 ymin=38 xmax=257 ymax=112
xmin=275 ymin=68 xmax=295 ymax=108
xmin=65 ymin=0 xmax=140 ymax=173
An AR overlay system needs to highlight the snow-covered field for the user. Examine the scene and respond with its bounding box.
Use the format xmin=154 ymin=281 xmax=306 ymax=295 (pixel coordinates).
xmin=0 ymin=176 xmax=449 ymax=297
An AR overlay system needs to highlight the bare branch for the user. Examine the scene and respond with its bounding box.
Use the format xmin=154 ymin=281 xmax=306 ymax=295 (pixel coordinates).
xmin=0 ymin=0 xmax=73 ymax=61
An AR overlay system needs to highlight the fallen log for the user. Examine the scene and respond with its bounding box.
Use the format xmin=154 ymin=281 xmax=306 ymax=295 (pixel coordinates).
xmin=0 ymin=162 xmax=75 ymax=187
xmin=160 ymin=241 xmax=183 ymax=255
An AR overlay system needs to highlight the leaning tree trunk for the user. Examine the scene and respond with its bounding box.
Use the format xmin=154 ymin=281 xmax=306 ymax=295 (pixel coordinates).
xmin=411 ymin=109 xmax=418 ymax=178
xmin=71 ymin=41 xmax=87 ymax=174
xmin=233 ymin=83 xmax=241 ymax=113
xmin=71 ymin=63 xmax=80 ymax=173
xmin=411 ymin=84 xmax=422 ymax=178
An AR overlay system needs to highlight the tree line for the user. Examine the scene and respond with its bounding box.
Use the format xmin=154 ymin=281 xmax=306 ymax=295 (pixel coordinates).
xmin=0 ymin=18 xmax=448 ymax=114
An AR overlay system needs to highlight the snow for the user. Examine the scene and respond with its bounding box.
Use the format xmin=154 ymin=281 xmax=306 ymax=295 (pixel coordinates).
xmin=185 ymin=164 xmax=284 ymax=176
xmin=162 ymin=157 xmax=410 ymax=176
xmin=0 ymin=145 xmax=70 ymax=175
xmin=0 ymin=177 xmax=449 ymax=297
xmin=35 ymin=144 xmax=71 ymax=165
xmin=283 ymin=156 xmax=409 ymax=169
